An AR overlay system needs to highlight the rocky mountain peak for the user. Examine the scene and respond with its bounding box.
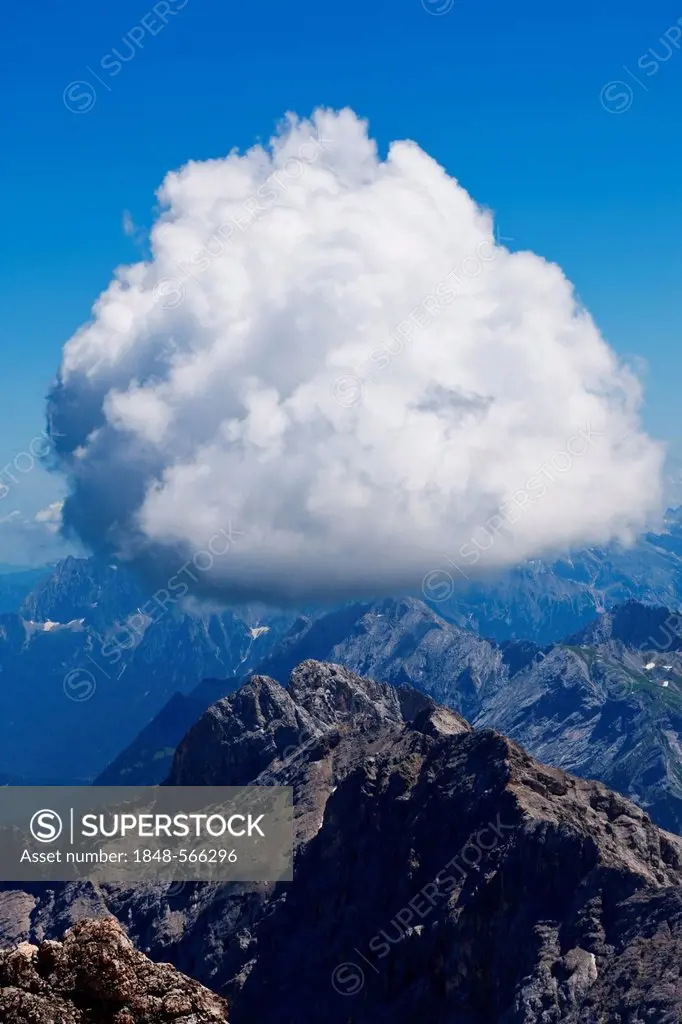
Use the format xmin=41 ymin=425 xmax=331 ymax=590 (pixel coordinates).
xmin=287 ymin=658 xmax=429 ymax=726
xmin=572 ymin=600 xmax=682 ymax=651
xmin=168 ymin=660 xmax=433 ymax=788
xmin=0 ymin=917 xmax=229 ymax=1022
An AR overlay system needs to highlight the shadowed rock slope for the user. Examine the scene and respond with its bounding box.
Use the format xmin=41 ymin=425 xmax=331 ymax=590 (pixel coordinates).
xmin=0 ymin=916 xmax=229 ymax=1022
xmin=2 ymin=661 xmax=682 ymax=1022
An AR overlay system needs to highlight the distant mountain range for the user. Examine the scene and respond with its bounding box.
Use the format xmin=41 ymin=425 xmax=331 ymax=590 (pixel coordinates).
xmin=3 ymin=508 xmax=682 ymax=805
xmin=428 ymin=506 xmax=682 ymax=644
xmin=0 ymin=557 xmax=297 ymax=781
xmin=1 ymin=507 xmax=679 ymax=794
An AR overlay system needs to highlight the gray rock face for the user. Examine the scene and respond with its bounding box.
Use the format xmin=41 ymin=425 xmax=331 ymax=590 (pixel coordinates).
xmin=168 ymin=658 xmax=437 ymax=788
xmin=3 ymin=661 xmax=682 ymax=1023
xmin=474 ymin=604 xmax=682 ymax=834
xmin=0 ymin=917 xmax=229 ymax=1022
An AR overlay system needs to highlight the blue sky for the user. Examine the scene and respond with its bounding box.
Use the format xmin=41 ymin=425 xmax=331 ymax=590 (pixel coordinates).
xmin=0 ymin=0 xmax=681 ymax=560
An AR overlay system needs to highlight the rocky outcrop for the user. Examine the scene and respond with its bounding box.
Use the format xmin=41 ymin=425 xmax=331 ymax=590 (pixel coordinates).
xmin=0 ymin=916 xmax=228 ymax=1022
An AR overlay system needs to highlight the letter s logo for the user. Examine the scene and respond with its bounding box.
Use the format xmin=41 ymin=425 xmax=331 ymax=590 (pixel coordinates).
xmin=30 ymin=810 xmax=63 ymax=843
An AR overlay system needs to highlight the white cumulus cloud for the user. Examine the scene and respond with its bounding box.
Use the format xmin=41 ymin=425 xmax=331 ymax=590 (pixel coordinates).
xmin=47 ymin=107 xmax=664 ymax=604
xmin=34 ymin=501 xmax=64 ymax=533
